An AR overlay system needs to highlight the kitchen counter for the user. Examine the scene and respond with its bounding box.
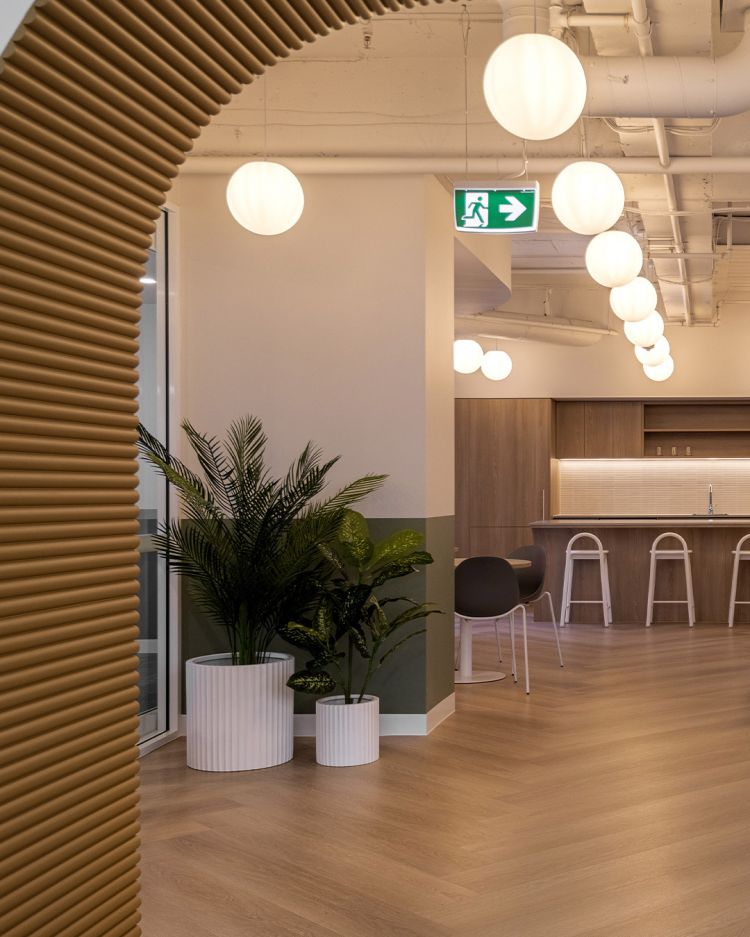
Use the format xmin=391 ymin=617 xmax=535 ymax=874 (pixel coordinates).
xmin=533 ymin=516 xmax=750 ymax=528
xmin=532 ymin=517 xmax=750 ymax=624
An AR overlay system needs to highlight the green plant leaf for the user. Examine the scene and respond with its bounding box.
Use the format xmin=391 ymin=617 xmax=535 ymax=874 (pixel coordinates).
xmin=387 ymin=603 xmax=441 ymax=633
xmin=348 ymin=625 xmax=371 ymax=659
xmin=137 ymin=417 xmax=381 ymax=667
xmin=318 ymin=541 xmax=346 ymax=574
xmin=288 ymin=670 xmax=337 ymax=695
xmin=368 ymin=529 xmax=424 ymax=568
xmin=371 ymin=558 xmax=430 ymax=587
xmin=278 ymin=620 xmax=328 ymax=652
xmin=336 ymin=510 xmax=372 ymax=565
xmin=312 ymin=600 xmax=336 ymax=638
xmin=318 ymin=474 xmax=387 ymax=514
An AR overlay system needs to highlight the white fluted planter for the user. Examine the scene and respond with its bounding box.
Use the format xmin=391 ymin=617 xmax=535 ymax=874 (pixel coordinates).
xmin=315 ymin=695 xmax=379 ymax=767
xmin=186 ymin=652 xmax=294 ymax=772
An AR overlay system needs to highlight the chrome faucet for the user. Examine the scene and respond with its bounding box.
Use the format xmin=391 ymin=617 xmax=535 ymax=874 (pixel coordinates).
xmin=708 ymin=484 xmax=714 ymax=516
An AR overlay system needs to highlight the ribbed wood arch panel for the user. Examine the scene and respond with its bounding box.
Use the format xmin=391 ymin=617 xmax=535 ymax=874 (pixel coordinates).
xmin=0 ymin=0 xmax=443 ymax=933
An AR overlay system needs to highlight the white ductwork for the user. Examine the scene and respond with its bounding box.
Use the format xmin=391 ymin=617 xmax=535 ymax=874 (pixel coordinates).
xmin=582 ymin=7 xmax=750 ymax=119
xmin=455 ymin=312 xmax=616 ymax=347
xmin=496 ymin=1 xmax=750 ymax=121
xmin=496 ymin=1 xmax=550 ymax=39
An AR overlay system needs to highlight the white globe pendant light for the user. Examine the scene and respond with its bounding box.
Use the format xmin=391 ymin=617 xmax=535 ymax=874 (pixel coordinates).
xmin=551 ymin=162 xmax=625 ymax=235
xmin=585 ymin=231 xmax=643 ymax=287
xmin=635 ymin=336 xmax=670 ymax=367
xmin=453 ymin=339 xmax=483 ymax=374
xmin=609 ymin=276 xmax=658 ymax=322
xmin=624 ymin=311 xmax=665 ymax=347
xmin=483 ymin=34 xmax=587 ymax=141
xmin=481 ymin=350 xmax=513 ymax=381
xmin=226 ymin=161 xmax=304 ymax=236
xmin=644 ymin=355 xmax=675 ymax=382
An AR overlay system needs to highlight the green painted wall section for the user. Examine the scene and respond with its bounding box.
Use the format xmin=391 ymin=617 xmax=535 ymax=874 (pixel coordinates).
xmin=179 ymin=515 xmax=455 ymax=715
xmin=424 ymin=515 xmax=456 ymax=711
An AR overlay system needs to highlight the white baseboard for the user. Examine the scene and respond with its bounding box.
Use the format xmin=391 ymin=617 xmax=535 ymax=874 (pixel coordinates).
xmin=178 ymin=693 xmax=456 ymax=740
xmin=426 ymin=692 xmax=456 ymax=733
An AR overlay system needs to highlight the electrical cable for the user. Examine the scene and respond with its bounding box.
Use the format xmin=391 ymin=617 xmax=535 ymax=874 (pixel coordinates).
xmin=461 ymin=3 xmax=471 ymax=179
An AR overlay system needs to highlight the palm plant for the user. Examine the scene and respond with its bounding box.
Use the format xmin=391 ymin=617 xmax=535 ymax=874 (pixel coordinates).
xmin=279 ymin=510 xmax=439 ymax=703
xmin=137 ymin=417 xmax=385 ymax=665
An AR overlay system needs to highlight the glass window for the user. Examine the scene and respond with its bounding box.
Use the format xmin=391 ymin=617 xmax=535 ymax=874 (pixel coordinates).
xmin=137 ymin=211 xmax=171 ymax=744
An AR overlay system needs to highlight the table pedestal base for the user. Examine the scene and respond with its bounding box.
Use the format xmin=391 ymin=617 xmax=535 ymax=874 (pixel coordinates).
xmin=454 ymin=670 xmax=506 ymax=685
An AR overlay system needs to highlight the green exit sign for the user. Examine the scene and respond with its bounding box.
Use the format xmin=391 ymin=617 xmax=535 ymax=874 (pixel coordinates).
xmin=454 ymin=183 xmax=540 ymax=234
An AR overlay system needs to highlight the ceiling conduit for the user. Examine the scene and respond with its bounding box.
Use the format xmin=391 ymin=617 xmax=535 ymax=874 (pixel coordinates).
xmin=496 ymin=0 xmax=747 ymax=330
xmin=581 ymin=7 xmax=750 ymax=120
xmin=455 ymin=312 xmax=617 ymax=347
xmin=500 ymin=1 xmax=750 ymax=120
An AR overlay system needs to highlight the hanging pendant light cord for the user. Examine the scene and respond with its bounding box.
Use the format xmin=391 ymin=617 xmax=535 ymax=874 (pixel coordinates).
xmin=461 ymin=5 xmax=471 ymax=180
xmin=263 ymin=72 xmax=269 ymax=160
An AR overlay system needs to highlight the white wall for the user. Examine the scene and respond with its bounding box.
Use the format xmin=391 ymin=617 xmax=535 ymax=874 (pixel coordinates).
xmin=178 ymin=172 xmax=454 ymax=519
xmin=455 ymin=306 xmax=750 ymax=399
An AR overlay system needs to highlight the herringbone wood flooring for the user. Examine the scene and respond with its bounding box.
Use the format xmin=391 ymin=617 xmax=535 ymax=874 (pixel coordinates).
xmin=140 ymin=622 xmax=750 ymax=937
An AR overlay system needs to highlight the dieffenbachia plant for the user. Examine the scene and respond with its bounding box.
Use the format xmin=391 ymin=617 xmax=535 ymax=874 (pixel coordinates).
xmin=279 ymin=510 xmax=439 ymax=703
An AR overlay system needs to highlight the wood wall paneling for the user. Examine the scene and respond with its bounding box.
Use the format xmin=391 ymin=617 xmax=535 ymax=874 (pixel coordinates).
xmin=0 ymin=1 xmax=442 ymax=934
xmin=555 ymin=401 xmax=585 ymax=458
xmin=456 ymin=399 xmax=553 ymax=556
xmin=556 ymin=401 xmax=643 ymax=458
xmin=583 ymin=402 xmax=614 ymax=458
xmin=610 ymin=402 xmax=644 ymax=457
xmin=534 ymin=524 xmax=750 ymax=624
xmin=469 ymin=526 xmax=536 ymax=558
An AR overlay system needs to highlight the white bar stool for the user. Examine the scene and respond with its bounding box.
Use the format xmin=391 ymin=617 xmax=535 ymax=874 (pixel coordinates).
xmin=560 ymin=533 xmax=612 ymax=627
xmin=645 ymin=532 xmax=695 ymax=628
xmin=728 ymin=533 xmax=750 ymax=627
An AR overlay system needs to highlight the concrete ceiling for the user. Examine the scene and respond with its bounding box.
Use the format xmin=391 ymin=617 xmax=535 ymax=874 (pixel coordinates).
xmin=185 ymin=0 xmax=750 ymax=341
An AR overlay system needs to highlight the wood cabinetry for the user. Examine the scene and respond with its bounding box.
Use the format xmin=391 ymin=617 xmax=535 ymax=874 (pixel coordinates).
xmin=455 ymin=398 xmax=553 ymax=556
xmin=643 ymin=402 xmax=750 ymax=457
xmin=556 ymin=401 xmax=643 ymax=458
xmin=555 ymin=400 xmax=750 ymax=459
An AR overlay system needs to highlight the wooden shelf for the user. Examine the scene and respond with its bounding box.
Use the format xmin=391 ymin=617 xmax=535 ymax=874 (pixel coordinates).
xmin=644 ymin=428 xmax=750 ymax=434
xmin=643 ymin=402 xmax=750 ymax=436
xmin=555 ymin=400 xmax=750 ymax=458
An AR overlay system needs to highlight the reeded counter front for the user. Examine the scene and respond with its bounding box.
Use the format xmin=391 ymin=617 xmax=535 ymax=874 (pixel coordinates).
xmin=532 ymin=518 xmax=750 ymax=625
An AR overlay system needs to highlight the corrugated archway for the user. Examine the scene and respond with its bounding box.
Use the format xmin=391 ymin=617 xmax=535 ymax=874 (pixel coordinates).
xmin=0 ymin=1 xmax=444 ymax=934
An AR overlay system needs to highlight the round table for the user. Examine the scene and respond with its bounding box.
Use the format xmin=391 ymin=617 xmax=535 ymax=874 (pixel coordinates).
xmin=453 ymin=556 xmax=532 ymax=685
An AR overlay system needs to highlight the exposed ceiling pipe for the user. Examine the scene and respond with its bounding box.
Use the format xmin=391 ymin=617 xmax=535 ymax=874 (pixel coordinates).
xmin=455 ymin=311 xmax=616 ymax=347
xmin=513 ymin=267 xmax=587 ymax=274
xmin=549 ymin=4 xmax=629 ymax=32
xmin=581 ymin=7 xmax=750 ymax=119
xmin=661 ymin=175 xmax=693 ymax=325
xmin=498 ymin=1 xmax=550 ymax=39
xmin=627 ymin=0 xmax=693 ymax=325
xmin=182 ymin=156 xmax=750 ymax=175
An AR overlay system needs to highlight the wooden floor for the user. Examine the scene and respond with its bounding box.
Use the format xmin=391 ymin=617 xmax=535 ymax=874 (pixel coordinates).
xmin=139 ymin=621 xmax=750 ymax=937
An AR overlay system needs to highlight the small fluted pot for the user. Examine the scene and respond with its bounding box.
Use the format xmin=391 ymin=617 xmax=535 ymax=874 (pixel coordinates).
xmin=186 ymin=652 xmax=294 ymax=771
xmin=315 ymin=695 xmax=379 ymax=767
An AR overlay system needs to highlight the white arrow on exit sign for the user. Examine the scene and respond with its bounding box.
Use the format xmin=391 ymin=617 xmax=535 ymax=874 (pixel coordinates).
xmin=498 ymin=195 xmax=527 ymax=223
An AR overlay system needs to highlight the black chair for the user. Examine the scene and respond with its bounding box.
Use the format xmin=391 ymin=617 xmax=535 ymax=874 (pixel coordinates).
xmin=455 ymin=556 xmax=530 ymax=693
xmin=508 ymin=545 xmax=563 ymax=668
